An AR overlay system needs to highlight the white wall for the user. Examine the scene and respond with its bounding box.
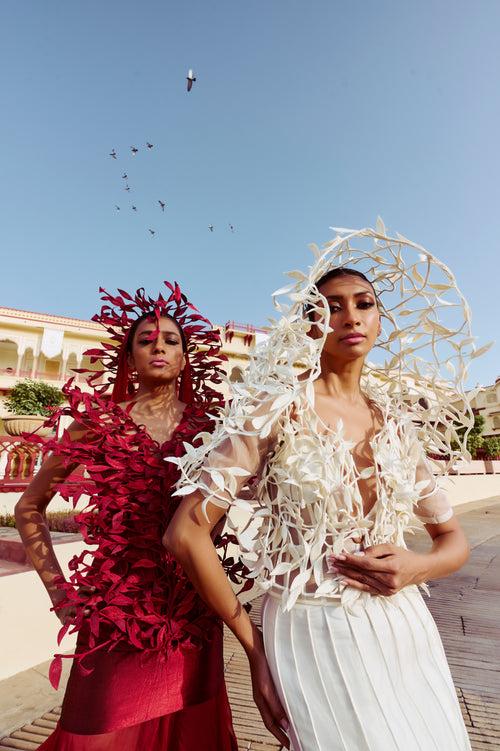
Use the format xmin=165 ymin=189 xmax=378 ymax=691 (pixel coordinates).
xmin=0 ymin=508 xmax=258 ymax=682
xmin=0 ymin=539 xmax=86 ymax=680
xmin=441 ymin=475 xmax=500 ymax=506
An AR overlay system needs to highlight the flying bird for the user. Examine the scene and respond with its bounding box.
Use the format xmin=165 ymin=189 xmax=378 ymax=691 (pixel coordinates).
xmin=148 ymin=229 xmax=156 ymax=236
xmin=208 ymin=224 xmax=214 ymax=232
xmin=229 ymin=223 xmax=235 ymax=233
xmin=158 ymin=200 xmax=166 ymax=211
xmin=146 ymin=142 xmax=154 ymax=149
xmin=110 ymin=149 xmax=117 ymax=159
xmin=122 ymin=173 xmax=128 ymax=179
xmin=124 ymin=183 xmax=131 ymax=192
xmin=186 ymin=69 xmax=196 ymax=92
xmin=131 ymin=146 xmax=139 ymax=155
xmin=132 ymin=205 xmax=137 ymax=211
xmin=115 ymin=206 xmax=121 ymax=211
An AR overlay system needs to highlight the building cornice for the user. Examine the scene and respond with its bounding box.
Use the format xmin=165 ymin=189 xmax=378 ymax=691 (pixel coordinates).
xmin=0 ymin=306 xmax=104 ymax=333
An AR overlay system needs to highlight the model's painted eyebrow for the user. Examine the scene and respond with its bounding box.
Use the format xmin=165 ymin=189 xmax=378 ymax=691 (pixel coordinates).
xmin=137 ymin=328 xmax=180 ymax=337
xmin=324 ymin=290 xmax=375 ymax=300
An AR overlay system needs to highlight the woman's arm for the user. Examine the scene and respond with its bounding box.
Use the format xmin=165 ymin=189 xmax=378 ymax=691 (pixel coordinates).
xmin=328 ymin=448 xmax=470 ymax=594
xmin=164 ymin=390 xmax=293 ymax=746
xmin=164 ymin=493 xmax=256 ymax=650
xmin=417 ymin=515 xmax=470 ymax=580
xmin=14 ymin=421 xmax=86 ymax=620
xmin=328 ymin=515 xmax=469 ymax=596
xmin=164 ymin=492 xmax=290 ymax=748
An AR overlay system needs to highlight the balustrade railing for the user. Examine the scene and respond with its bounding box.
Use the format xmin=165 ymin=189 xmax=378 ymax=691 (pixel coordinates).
xmin=0 ymin=437 xmax=44 ymax=491
xmin=0 ymin=368 xmax=33 ymax=377
xmin=0 ymin=436 xmax=86 ymax=492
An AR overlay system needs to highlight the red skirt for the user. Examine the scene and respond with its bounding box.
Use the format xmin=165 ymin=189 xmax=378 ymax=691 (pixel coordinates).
xmin=38 ymin=627 xmax=237 ymax=750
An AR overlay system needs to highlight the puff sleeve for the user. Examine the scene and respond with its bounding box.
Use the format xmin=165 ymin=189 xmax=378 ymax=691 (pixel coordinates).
xmin=168 ymin=390 xmax=292 ymax=520
xmin=414 ymin=453 xmax=454 ymax=525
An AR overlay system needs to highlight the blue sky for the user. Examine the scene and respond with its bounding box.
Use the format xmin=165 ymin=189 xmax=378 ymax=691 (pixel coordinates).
xmin=0 ymin=0 xmax=498 ymax=386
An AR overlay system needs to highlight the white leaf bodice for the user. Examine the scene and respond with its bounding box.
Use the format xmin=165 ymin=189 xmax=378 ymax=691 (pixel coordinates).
xmin=169 ymin=382 xmax=452 ymax=611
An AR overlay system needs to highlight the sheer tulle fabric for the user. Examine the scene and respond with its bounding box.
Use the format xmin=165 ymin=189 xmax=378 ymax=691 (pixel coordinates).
xmin=196 ymin=407 xmax=452 ymax=522
xmin=171 ymin=386 xmax=454 ymax=610
xmin=413 ymin=457 xmax=454 ymax=524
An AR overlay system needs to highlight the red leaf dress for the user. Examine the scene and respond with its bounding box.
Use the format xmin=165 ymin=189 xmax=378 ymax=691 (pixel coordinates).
xmin=37 ymin=385 xmax=239 ymax=751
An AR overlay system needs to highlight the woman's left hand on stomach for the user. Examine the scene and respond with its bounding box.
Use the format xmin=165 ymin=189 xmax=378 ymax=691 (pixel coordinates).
xmin=327 ymin=544 xmax=428 ymax=596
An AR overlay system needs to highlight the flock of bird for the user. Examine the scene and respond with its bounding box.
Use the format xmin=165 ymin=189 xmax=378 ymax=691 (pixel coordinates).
xmin=108 ymin=69 xmax=235 ymax=237
xmin=110 ymin=143 xmax=164 ymax=236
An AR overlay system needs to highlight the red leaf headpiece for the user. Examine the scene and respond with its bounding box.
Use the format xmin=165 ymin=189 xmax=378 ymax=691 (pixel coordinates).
xmin=81 ymin=281 xmax=226 ymax=410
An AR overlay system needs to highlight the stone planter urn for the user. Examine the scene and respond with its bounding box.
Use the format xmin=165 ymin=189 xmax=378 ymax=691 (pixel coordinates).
xmin=2 ymin=416 xmax=53 ymax=438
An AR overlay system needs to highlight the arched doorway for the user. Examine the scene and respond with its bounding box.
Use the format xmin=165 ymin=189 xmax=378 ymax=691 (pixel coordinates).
xmin=229 ymin=366 xmax=244 ymax=383
xmin=0 ymin=340 xmax=19 ymax=375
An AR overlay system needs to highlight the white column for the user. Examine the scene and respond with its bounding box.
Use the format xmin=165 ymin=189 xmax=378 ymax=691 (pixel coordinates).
xmin=76 ymin=354 xmax=83 ymax=382
xmin=0 ymin=448 xmax=9 ymax=479
xmin=15 ymin=344 xmax=25 ymax=377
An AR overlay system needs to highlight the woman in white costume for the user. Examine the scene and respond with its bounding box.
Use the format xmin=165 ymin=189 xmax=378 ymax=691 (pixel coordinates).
xmin=164 ymin=221 xmax=481 ymax=750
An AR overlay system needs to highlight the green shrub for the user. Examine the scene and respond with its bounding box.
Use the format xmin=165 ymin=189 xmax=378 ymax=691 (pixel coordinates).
xmin=482 ymin=437 xmax=500 ymax=460
xmin=0 ymin=513 xmax=16 ymax=528
xmin=4 ymin=379 xmax=65 ymax=417
xmin=468 ymin=433 xmax=485 ymax=458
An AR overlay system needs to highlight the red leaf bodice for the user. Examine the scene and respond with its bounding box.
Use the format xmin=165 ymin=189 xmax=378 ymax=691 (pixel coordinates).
xmin=41 ymin=387 xmax=244 ymax=671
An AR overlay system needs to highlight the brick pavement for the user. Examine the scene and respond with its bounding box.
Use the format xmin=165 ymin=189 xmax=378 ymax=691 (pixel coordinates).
xmin=1 ymin=498 xmax=499 ymax=750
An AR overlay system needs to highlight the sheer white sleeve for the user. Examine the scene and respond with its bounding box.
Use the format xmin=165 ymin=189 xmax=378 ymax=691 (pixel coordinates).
xmin=193 ymin=428 xmax=276 ymax=516
xmin=167 ymin=391 xmax=290 ymax=520
xmin=414 ymin=453 xmax=454 ymax=525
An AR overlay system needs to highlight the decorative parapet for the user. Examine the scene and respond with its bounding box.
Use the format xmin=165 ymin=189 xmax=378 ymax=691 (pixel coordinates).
xmin=224 ymin=320 xmax=257 ymax=346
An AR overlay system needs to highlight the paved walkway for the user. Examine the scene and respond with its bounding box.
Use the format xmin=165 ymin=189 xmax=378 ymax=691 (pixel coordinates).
xmin=1 ymin=497 xmax=499 ymax=750
xmin=410 ymin=497 xmax=500 ymax=751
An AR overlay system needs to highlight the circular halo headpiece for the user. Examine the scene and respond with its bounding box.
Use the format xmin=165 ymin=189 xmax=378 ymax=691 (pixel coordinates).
xmin=256 ymin=218 xmax=492 ymax=468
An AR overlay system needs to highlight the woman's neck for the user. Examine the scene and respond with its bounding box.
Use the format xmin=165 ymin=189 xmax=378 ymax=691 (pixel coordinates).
xmin=132 ymin=382 xmax=181 ymax=413
xmin=315 ymin=353 xmax=365 ymax=404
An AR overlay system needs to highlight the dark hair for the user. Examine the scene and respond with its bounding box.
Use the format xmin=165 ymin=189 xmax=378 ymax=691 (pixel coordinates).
xmin=305 ymin=267 xmax=378 ymax=320
xmin=315 ymin=267 xmax=376 ymax=296
xmin=126 ymin=312 xmax=188 ymax=353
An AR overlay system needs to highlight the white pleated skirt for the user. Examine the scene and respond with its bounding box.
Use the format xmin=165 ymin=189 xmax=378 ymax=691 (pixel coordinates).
xmin=262 ymin=586 xmax=471 ymax=751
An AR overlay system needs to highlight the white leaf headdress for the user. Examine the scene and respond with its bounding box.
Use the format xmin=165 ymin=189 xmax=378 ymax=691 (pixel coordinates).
xmin=247 ymin=220 xmax=491 ymax=471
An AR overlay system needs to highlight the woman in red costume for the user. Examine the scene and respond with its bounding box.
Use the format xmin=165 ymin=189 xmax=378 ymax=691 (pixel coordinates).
xmin=15 ymin=282 xmax=241 ymax=751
